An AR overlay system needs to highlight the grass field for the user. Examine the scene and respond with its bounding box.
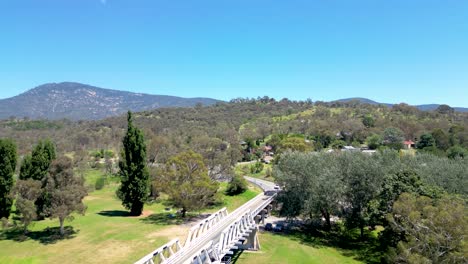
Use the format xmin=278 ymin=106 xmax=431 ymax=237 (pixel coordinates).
xmin=235 ymin=163 xmax=274 ymax=181
xmin=235 ymin=232 xmax=366 ymax=264
xmin=0 ymin=169 xmax=377 ymax=264
xmin=0 ymin=170 xmax=261 ymax=264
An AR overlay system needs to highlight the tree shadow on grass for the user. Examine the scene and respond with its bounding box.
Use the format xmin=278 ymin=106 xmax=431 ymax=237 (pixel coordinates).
xmin=140 ymin=212 xmax=210 ymax=226
xmin=268 ymin=225 xmax=384 ymax=264
xmin=0 ymin=226 xmax=78 ymax=245
xmin=97 ymin=210 xmax=130 ymax=217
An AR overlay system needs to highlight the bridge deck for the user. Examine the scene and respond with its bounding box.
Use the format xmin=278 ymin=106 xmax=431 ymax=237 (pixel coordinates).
xmin=166 ymin=177 xmax=277 ymax=264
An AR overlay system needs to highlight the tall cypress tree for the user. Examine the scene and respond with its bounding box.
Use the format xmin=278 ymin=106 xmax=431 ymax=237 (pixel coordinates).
xmin=117 ymin=111 xmax=149 ymax=216
xmin=0 ymin=139 xmax=17 ymax=219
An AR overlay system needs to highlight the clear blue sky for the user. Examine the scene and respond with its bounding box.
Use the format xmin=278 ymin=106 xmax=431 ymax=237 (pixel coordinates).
xmin=1 ymin=0 xmax=467 ymax=106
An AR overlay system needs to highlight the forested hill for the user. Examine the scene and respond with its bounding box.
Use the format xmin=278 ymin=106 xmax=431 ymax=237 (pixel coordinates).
xmin=0 ymin=82 xmax=220 ymax=120
xmin=335 ymin=98 xmax=468 ymax=112
xmin=1 ymin=98 xmax=467 ymax=161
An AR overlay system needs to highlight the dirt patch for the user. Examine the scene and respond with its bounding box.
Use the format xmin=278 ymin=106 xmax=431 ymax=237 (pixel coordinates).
xmin=139 ymin=210 xmax=153 ymax=218
xmin=84 ymin=196 xmax=98 ymax=201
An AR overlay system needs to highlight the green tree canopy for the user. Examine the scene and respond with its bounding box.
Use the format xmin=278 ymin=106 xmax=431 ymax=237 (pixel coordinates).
xmin=44 ymin=157 xmax=87 ymax=235
xmin=274 ymin=151 xmax=344 ymax=230
xmin=383 ymin=127 xmax=405 ymax=150
xmin=279 ymin=137 xmax=312 ymax=153
xmin=19 ymin=139 xmax=56 ymax=181
xmin=117 ymin=111 xmax=150 ymax=216
xmin=13 ymin=179 xmax=42 ymax=232
xmin=225 ymin=175 xmax=248 ymax=196
xmin=416 ymin=133 xmax=436 ymax=150
xmin=0 ymin=139 xmax=17 ymax=219
xmin=387 ymin=193 xmax=467 ymax=263
xmin=366 ymin=134 xmax=382 ymax=150
xmin=446 ymin=145 xmax=466 ymax=159
xmin=362 ymin=114 xmax=375 ymax=128
xmin=162 ymin=150 xmax=219 ymax=217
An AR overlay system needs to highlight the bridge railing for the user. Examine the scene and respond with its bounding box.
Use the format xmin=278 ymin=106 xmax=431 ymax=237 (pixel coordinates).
xmin=184 ymin=207 xmax=228 ymax=246
xmin=134 ymin=238 xmax=182 ymax=264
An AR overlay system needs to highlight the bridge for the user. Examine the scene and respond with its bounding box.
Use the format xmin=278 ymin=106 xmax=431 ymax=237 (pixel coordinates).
xmin=135 ymin=177 xmax=278 ymax=264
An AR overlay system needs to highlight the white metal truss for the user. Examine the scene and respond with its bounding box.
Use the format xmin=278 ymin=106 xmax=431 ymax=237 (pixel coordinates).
xmin=135 ymin=238 xmax=183 ymax=264
xmin=185 ymin=208 xmax=228 ymax=246
xmin=135 ymin=179 xmax=276 ymax=264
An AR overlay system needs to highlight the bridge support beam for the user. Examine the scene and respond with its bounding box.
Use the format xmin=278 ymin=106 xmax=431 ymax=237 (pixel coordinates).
xmin=239 ymin=227 xmax=260 ymax=251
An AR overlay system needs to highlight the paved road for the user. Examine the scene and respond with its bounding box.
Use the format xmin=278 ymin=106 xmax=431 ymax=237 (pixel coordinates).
xmin=244 ymin=176 xmax=277 ymax=191
xmin=165 ymin=177 xmax=276 ymax=264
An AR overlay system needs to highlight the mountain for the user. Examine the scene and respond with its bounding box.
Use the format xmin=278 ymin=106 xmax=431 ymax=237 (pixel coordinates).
xmin=335 ymin=97 xmax=392 ymax=107
xmin=0 ymin=82 xmax=221 ymax=120
xmin=335 ymin=97 xmax=468 ymax=112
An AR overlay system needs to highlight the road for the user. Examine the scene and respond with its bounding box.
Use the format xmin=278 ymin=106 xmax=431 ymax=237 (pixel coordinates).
xmin=244 ymin=176 xmax=277 ymax=191
xmin=165 ymin=177 xmax=277 ymax=264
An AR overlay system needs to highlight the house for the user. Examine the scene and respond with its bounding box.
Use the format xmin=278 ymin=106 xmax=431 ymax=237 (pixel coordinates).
xmin=404 ymin=140 xmax=415 ymax=149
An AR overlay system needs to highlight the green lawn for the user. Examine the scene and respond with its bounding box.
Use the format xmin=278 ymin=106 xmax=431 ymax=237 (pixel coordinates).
xmin=235 ymin=163 xmax=274 ymax=181
xmin=0 ymin=170 xmax=261 ymax=264
xmin=235 ymin=232 xmax=364 ymax=264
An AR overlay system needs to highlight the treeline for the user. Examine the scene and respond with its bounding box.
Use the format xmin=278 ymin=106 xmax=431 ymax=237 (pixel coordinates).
xmin=0 ymin=139 xmax=87 ymax=235
xmin=1 ymin=98 xmax=466 ymax=164
xmin=275 ymin=150 xmax=467 ymax=263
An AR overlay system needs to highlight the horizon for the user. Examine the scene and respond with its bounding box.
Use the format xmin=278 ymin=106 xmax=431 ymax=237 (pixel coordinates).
xmin=4 ymin=81 xmax=468 ymax=108
xmin=1 ymin=1 xmax=467 ymax=106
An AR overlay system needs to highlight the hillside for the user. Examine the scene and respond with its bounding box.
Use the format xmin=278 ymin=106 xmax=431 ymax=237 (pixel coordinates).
xmin=0 ymin=82 xmax=220 ymax=120
xmin=336 ymin=98 xmax=468 ymax=112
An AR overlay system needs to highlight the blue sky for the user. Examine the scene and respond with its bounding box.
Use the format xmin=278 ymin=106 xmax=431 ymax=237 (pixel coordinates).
xmin=1 ymin=0 xmax=467 ymax=106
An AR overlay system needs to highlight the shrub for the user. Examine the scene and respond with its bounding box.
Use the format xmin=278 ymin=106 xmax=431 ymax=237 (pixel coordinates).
xmin=226 ymin=175 xmax=248 ymax=196
xmin=250 ymin=161 xmax=264 ymax=174
xmin=95 ymin=176 xmax=106 ymax=190
xmin=447 ymin=145 xmax=466 ymax=159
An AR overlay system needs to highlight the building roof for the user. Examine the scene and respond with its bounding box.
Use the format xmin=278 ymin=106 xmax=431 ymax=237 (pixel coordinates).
xmin=404 ymin=140 xmax=415 ymax=145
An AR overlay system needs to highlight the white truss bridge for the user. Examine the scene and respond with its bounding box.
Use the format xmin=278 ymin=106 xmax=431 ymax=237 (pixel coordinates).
xmin=135 ymin=177 xmax=277 ymax=264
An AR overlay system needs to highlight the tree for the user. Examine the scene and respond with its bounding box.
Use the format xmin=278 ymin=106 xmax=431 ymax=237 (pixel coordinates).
xmin=416 ymin=133 xmax=435 ymax=149
xmin=44 ymin=157 xmax=87 ymax=235
xmin=387 ymin=193 xmax=467 ymax=263
xmin=279 ymin=137 xmax=312 ymax=153
xmin=192 ymin=136 xmax=233 ymax=180
xmin=432 ymin=128 xmax=450 ymax=151
xmin=446 ymin=145 xmax=466 ymax=159
xmin=117 ymin=111 xmax=150 ymax=216
xmin=226 ymin=175 xmax=248 ymax=196
xmin=19 ymin=139 xmax=56 ymax=181
xmin=274 ymin=152 xmax=343 ymax=230
xmin=330 ymin=139 xmax=346 ymax=149
xmin=340 ymin=152 xmax=383 ymax=237
xmin=0 ymin=139 xmax=17 ymax=219
xmin=362 ymin=114 xmax=375 ymax=128
xmin=435 ymin=104 xmax=454 ymax=115
xmin=18 ymin=140 xmax=56 ymax=219
xmin=162 ymin=150 xmax=218 ymax=217
xmin=250 ymin=161 xmax=264 ymax=174
xmin=383 ymin=127 xmax=404 ymax=150
xmin=13 ymin=179 xmax=42 ymax=232
xmin=366 ymin=134 xmax=382 ymax=150
xmin=370 ymin=169 xmax=441 ymax=227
